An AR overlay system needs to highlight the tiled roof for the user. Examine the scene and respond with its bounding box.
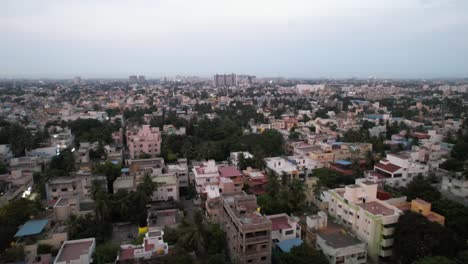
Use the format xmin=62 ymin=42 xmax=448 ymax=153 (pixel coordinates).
xmin=375 ymin=162 xmax=402 ymax=173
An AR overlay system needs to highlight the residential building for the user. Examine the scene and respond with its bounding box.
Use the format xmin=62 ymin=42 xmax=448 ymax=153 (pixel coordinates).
xmin=264 ymin=157 xmax=299 ymax=180
xmin=213 ymin=73 xmax=237 ymax=87
xmin=242 ymin=168 xmax=268 ymax=195
xmin=54 ymin=238 xmax=96 ymax=264
xmin=266 ymin=214 xmax=301 ymax=243
xmin=316 ymin=223 xmax=367 ymax=264
xmin=150 ymin=175 xmax=179 ymax=202
xmin=192 ymin=160 xmax=219 ymax=193
xmin=218 ymin=166 xmax=244 ymax=192
xmin=367 ymin=153 xmax=429 ymax=187
xmin=221 ymin=192 xmax=272 ymax=264
xmin=167 ymin=159 xmax=189 ymax=188
xmin=118 ymin=229 xmax=168 ymax=262
xmin=127 ymin=125 xmax=162 ymax=159
xmin=230 ymin=151 xmax=254 ymax=167
xmin=324 ymin=179 xmax=403 ymax=261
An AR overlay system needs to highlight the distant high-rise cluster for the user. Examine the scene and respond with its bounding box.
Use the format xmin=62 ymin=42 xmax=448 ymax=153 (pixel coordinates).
xmin=213 ymin=73 xmax=237 ymax=87
xmin=129 ymin=75 xmax=146 ymax=84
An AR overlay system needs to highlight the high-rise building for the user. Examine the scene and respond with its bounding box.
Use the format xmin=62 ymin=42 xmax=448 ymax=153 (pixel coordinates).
xmin=129 ymin=75 xmax=138 ymax=83
xmin=221 ymin=192 xmax=272 ymax=264
xmin=213 ymin=73 xmax=237 ymax=87
xmin=137 ymin=75 xmax=146 ymax=84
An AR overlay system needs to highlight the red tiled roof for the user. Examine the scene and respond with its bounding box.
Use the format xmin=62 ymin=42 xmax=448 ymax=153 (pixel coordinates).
xmin=218 ymin=166 xmax=242 ymax=178
xmin=375 ymin=162 xmax=402 ymax=173
xmin=270 ymin=216 xmax=291 ymax=231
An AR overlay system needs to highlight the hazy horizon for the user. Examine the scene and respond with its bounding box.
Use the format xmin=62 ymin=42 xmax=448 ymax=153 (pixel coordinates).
xmin=2 ymin=0 xmax=468 ymax=79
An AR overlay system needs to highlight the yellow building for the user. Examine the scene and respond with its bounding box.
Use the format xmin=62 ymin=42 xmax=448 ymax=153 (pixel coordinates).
xmin=410 ymin=198 xmax=445 ymax=226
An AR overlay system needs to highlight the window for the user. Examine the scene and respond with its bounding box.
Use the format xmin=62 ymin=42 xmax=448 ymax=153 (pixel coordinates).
xmin=52 ymin=188 xmax=57 ymax=192
xmin=261 ymin=256 xmax=267 ymax=261
xmin=285 ymin=230 xmax=294 ymax=235
xmin=61 ymin=188 xmax=68 ymax=192
xmin=247 ymin=260 xmax=253 ymax=263
xmin=167 ymin=188 xmax=173 ymax=192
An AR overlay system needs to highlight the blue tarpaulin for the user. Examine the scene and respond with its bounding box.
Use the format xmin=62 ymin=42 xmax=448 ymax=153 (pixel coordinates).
xmin=14 ymin=219 xmax=48 ymax=237
xmin=277 ymin=238 xmax=303 ymax=253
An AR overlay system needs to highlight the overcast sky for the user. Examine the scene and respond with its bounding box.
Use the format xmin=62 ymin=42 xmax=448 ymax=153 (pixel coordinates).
xmin=1 ymin=0 xmax=468 ymax=79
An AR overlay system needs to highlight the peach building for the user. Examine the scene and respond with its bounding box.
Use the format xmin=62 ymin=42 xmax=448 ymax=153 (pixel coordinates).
xmin=127 ymin=125 xmax=162 ymax=159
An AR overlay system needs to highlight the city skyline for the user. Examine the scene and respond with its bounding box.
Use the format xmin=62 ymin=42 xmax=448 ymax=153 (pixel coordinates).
xmin=2 ymin=0 xmax=468 ymax=78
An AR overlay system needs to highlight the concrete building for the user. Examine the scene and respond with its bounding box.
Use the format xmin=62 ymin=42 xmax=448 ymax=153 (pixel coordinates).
xmin=54 ymin=238 xmax=96 ymax=264
xmin=118 ymin=229 xmax=168 ymax=262
xmin=150 ymin=175 xmax=179 ymax=202
xmin=242 ymin=168 xmax=268 ymax=195
xmin=316 ymin=224 xmax=367 ymax=264
xmin=213 ymin=73 xmax=237 ymax=87
xmin=167 ymin=159 xmax=189 ymax=188
xmin=324 ymin=179 xmax=403 ymax=261
xmin=192 ymin=160 xmax=219 ymax=193
xmin=266 ymin=214 xmax=301 ymax=243
xmin=264 ymin=157 xmax=299 ymax=180
xmin=218 ymin=166 xmax=244 ymax=193
xmin=367 ymin=153 xmax=429 ymax=187
xmin=127 ymin=125 xmax=162 ymax=159
xmin=221 ymin=192 xmax=272 ymax=264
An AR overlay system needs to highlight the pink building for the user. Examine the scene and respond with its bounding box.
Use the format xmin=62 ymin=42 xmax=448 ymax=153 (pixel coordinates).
xmin=127 ymin=125 xmax=162 ymax=159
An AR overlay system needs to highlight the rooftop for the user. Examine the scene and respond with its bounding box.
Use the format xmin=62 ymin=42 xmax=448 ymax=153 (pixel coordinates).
xmin=358 ymin=201 xmax=395 ymax=216
xmin=269 ymin=215 xmax=292 ymax=231
xmin=56 ymin=238 xmax=95 ymax=263
xmin=317 ymin=223 xmax=364 ymax=248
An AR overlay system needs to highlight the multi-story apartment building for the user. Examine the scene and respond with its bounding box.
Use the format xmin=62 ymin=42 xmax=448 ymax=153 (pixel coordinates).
xmin=150 ymin=175 xmax=179 ymax=202
xmin=192 ymin=160 xmax=219 ymax=193
xmin=127 ymin=125 xmax=162 ymax=159
xmin=221 ymin=192 xmax=272 ymax=264
xmin=367 ymin=153 xmax=429 ymax=187
xmin=324 ymin=179 xmax=403 ymax=262
xmin=213 ymin=73 xmax=237 ymax=87
xmin=167 ymin=159 xmax=189 ymax=188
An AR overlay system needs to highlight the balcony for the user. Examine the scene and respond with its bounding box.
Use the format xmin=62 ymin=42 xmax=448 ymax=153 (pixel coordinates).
xmin=380 ymin=238 xmax=394 ymax=247
xmin=379 ymin=249 xmax=392 ymax=258
xmin=382 ymin=227 xmax=395 ymax=236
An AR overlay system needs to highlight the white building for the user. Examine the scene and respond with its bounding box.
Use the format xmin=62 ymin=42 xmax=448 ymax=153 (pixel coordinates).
xmin=151 ymin=175 xmax=179 ymax=202
xmin=230 ymin=151 xmax=254 ymax=167
xmin=264 ymin=157 xmax=299 ymax=180
xmin=267 ymin=214 xmax=301 ymax=243
xmin=167 ymin=159 xmax=189 ymax=188
xmin=118 ymin=229 xmax=168 ymax=261
xmin=367 ymin=153 xmax=429 ymax=187
xmin=192 ymin=160 xmax=219 ymax=193
xmin=54 ymin=237 xmax=96 ymax=264
xmin=324 ymin=179 xmax=402 ymax=261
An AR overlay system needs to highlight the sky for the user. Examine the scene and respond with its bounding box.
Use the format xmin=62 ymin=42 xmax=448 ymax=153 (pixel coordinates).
xmin=1 ymin=0 xmax=468 ymax=79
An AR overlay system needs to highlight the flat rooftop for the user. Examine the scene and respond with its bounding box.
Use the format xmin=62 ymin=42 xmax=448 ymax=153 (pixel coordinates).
xmin=317 ymin=223 xmax=364 ymax=248
xmin=57 ymin=239 xmax=94 ymax=263
xmin=358 ymin=201 xmax=395 ymax=216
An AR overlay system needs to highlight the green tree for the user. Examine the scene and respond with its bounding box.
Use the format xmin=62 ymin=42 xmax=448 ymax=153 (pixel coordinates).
xmin=393 ymin=212 xmax=465 ymax=264
xmin=94 ymin=242 xmax=119 ymax=264
xmin=402 ymin=175 xmax=441 ymax=202
xmin=273 ymin=243 xmax=328 ymax=264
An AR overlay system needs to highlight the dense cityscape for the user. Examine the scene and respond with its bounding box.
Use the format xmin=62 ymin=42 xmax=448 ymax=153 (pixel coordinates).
xmin=0 ymin=76 xmax=468 ymax=264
